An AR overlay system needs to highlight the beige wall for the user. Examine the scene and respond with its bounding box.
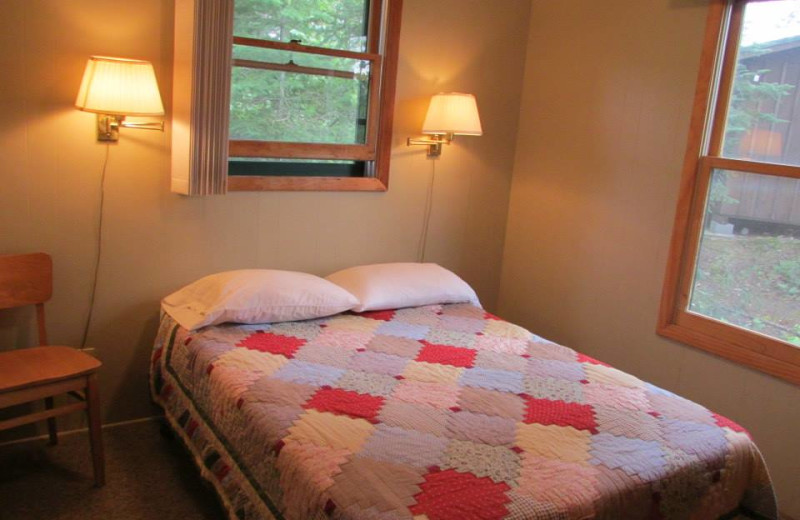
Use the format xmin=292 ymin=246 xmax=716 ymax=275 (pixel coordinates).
xmin=0 ymin=0 xmax=530 ymax=429
xmin=498 ymin=0 xmax=799 ymax=516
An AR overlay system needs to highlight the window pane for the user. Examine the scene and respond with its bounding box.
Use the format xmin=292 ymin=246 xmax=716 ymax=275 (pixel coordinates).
xmin=229 ymin=158 xmax=367 ymax=177
xmin=722 ymin=0 xmax=800 ymax=165
xmin=689 ymin=168 xmax=800 ymax=345
xmin=230 ymin=47 xmax=372 ymax=144
xmin=234 ymin=0 xmax=370 ymax=52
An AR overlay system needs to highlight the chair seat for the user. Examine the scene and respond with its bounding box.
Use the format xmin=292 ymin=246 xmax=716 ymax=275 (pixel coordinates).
xmin=0 ymin=346 xmax=101 ymax=393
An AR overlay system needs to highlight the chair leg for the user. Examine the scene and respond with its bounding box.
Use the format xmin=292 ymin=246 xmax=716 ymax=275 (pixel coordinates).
xmin=44 ymin=397 xmax=58 ymax=445
xmin=85 ymin=373 xmax=105 ymax=487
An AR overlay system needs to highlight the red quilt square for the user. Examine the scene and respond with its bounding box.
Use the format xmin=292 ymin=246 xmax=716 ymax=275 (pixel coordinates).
xmin=576 ymin=352 xmax=611 ymax=367
xmin=358 ymin=309 xmax=396 ymax=321
xmin=410 ymin=468 xmax=511 ymax=520
xmin=416 ymin=341 xmax=477 ymax=368
xmin=304 ymin=387 xmax=385 ymax=422
xmin=523 ymin=397 xmax=598 ymax=433
xmin=237 ymin=332 xmax=306 ymax=358
xmin=712 ymin=412 xmax=750 ymax=436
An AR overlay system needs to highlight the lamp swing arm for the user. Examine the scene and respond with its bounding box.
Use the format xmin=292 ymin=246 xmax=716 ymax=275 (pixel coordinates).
xmin=121 ymin=120 xmax=165 ymax=131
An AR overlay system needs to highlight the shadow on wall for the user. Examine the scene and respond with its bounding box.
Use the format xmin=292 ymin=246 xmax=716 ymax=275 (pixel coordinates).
xmin=92 ymin=303 xmax=164 ymax=424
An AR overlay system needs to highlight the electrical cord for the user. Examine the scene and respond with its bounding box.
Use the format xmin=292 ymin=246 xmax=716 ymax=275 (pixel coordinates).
xmin=80 ymin=143 xmax=110 ymax=348
xmin=417 ymin=159 xmax=437 ymax=262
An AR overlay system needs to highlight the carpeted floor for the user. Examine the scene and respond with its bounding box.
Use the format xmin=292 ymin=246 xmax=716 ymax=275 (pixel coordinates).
xmin=0 ymin=419 xmax=226 ymax=520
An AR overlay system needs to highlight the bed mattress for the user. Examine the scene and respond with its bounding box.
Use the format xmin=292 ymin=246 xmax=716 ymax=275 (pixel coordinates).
xmin=150 ymin=303 xmax=777 ymax=520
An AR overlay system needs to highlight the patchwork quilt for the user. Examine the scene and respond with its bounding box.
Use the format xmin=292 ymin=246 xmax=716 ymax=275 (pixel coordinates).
xmin=150 ymin=303 xmax=777 ymax=520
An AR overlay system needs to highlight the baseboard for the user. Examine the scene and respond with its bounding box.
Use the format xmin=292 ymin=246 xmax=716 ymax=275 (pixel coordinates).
xmin=0 ymin=415 xmax=163 ymax=447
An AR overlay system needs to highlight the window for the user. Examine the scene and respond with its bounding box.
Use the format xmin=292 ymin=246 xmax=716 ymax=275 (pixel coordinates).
xmin=226 ymin=0 xmax=402 ymax=191
xmin=660 ymin=0 xmax=800 ymax=384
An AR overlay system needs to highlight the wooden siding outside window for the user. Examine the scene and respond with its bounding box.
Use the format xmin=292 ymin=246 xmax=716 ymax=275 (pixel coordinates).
xmin=659 ymin=0 xmax=800 ymax=385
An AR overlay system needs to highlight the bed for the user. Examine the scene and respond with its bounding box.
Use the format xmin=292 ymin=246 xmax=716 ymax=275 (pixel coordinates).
xmin=150 ymin=302 xmax=777 ymax=520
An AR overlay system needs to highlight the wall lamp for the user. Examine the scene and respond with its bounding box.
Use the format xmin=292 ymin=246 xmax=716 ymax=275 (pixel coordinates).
xmin=75 ymin=56 xmax=165 ymax=142
xmin=407 ymin=92 xmax=483 ymax=157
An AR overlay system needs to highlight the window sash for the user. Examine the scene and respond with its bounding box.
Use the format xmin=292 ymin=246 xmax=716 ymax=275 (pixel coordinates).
xmin=228 ymin=0 xmax=387 ymax=166
xmin=658 ymin=0 xmax=800 ymax=385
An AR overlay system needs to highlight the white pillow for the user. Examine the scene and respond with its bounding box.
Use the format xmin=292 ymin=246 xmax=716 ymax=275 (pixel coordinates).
xmin=325 ymin=263 xmax=481 ymax=312
xmin=162 ymin=269 xmax=359 ymax=330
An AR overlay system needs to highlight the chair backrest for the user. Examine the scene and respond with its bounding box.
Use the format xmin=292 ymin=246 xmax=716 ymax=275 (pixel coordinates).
xmin=0 ymin=253 xmax=52 ymax=345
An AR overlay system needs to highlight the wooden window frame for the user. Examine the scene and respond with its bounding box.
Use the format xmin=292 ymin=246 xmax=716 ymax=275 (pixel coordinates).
xmin=659 ymin=0 xmax=800 ymax=385
xmin=227 ymin=0 xmax=403 ymax=192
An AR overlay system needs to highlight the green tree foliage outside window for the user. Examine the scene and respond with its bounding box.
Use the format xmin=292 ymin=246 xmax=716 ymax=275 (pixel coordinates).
xmin=230 ymin=0 xmax=372 ymax=145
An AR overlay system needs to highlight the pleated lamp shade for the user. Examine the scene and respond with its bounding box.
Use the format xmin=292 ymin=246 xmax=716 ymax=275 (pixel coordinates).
xmin=75 ymin=56 xmax=164 ymax=116
xmin=422 ymin=92 xmax=482 ymax=136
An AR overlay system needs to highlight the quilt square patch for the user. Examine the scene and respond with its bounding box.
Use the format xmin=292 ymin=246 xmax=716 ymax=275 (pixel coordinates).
xmin=392 ymin=380 xmax=461 ymax=409
xmin=286 ymin=409 xmax=375 ymax=452
xmin=439 ymin=315 xmax=486 ymax=334
xmin=272 ymin=361 xmax=344 ymax=387
xmin=523 ymin=397 xmax=598 ymax=434
xmin=347 ymin=351 xmax=409 ymax=376
xmin=474 ymin=334 xmax=528 ymax=355
xmin=446 ymin=411 xmax=517 ymax=446
xmin=425 ymin=329 xmax=478 ymax=348
xmin=403 ymin=361 xmax=464 ymax=385
xmin=516 ymin=423 xmax=592 ymax=463
xmin=335 ymin=370 xmax=399 ymax=398
xmin=526 ymin=359 xmax=586 ymax=382
xmin=267 ymin=321 xmax=325 ymax=340
xmin=518 ymin=456 xmax=601 ymax=510
xmin=442 ymin=439 xmax=521 ymax=483
xmin=416 ymin=341 xmax=477 ymax=368
xmin=459 ymin=368 xmax=524 ymax=394
xmin=312 ymin=328 xmax=372 ymax=350
xmin=377 ymin=401 xmax=450 ymax=437
xmin=523 ymin=377 xmax=584 ymax=404
xmin=583 ymin=383 xmax=649 ymax=412
xmin=457 ymin=387 xmax=525 ymax=421
xmin=215 ymin=348 xmax=289 ymax=376
xmin=293 ymin=343 xmax=356 ymax=368
xmin=483 ymin=320 xmax=530 ymax=340
xmin=376 ymin=320 xmax=430 ymax=340
xmin=589 ymin=432 xmax=667 ymax=481
xmin=392 ymin=305 xmax=442 ymax=326
xmin=322 ymin=314 xmax=382 ymax=333
xmin=475 ymin=350 xmax=526 ymax=372
xmin=237 ymin=332 xmax=307 ymax=359
xmin=357 ymin=309 xmax=397 ymax=321
xmin=410 ymin=468 xmax=511 ymax=520
xmin=438 ymin=303 xmax=485 ymax=319
xmin=360 ymin=424 xmax=449 ymax=467
xmin=593 ymin=405 xmax=662 ymax=442
xmin=366 ymin=335 xmax=424 ymax=358
xmin=304 ymin=387 xmax=385 ymax=423
xmin=248 ymin=378 xmax=317 ymax=408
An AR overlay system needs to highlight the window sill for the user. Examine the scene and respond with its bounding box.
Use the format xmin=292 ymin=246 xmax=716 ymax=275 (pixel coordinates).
xmin=657 ymin=315 xmax=800 ymax=385
xmin=227 ymin=175 xmax=388 ymax=192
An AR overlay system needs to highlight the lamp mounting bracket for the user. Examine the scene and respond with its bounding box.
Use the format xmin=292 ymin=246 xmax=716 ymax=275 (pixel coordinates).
xmin=406 ymin=133 xmax=455 ymax=157
xmin=95 ymin=114 xmax=165 ymax=142
xmin=96 ymin=114 xmax=122 ymax=142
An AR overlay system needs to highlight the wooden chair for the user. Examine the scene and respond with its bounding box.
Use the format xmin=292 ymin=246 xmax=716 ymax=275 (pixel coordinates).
xmin=0 ymin=253 xmax=105 ymax=487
